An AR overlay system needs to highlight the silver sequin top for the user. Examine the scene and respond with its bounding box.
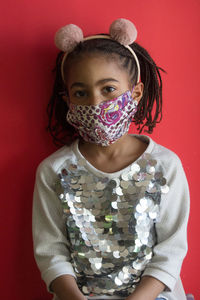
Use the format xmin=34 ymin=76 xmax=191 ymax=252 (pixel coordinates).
xmin=55 ymin=142 xmax=169 ymax=298
xmin=33 ymin=134 xmax=189 ymax=300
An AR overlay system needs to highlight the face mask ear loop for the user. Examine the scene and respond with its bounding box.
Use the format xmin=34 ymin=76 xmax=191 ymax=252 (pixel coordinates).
xmin=131 ymin=85 xmax=135 ymax=94
xmin=131 ymin=85 xmax=139 ymax=104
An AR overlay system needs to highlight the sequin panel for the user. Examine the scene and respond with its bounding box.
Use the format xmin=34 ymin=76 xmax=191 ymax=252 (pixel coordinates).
xmin=54 ymin=153 xmax=169 ymax=297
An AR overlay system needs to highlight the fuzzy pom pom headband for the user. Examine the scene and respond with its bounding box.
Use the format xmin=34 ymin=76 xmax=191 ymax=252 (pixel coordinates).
xmin=54 ymin=18 xmax=141 ymax=84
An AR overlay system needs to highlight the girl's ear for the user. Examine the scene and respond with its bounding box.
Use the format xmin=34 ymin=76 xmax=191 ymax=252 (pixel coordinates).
xmin=62 ymin=95 xmax=70 ymax=106
xmin=132 ymin=82 xmax=144 ymax=103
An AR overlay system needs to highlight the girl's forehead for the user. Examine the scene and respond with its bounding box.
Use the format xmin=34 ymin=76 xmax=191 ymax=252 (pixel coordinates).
xmin=65 ymin=53 xmax=129 ymax=84
xmin=68 ymin=53 xmax=120 ymax=69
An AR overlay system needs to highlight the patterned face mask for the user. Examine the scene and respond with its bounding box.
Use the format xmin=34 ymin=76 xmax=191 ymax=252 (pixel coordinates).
xmin=66 ymin=89 xmax=138 ymax=146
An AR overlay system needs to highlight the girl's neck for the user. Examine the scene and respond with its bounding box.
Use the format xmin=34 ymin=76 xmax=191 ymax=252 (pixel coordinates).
xmin=78 ymin=134 xmax=148 ymax=173
xmin=79 ymin=133 xmax=131 ymax=159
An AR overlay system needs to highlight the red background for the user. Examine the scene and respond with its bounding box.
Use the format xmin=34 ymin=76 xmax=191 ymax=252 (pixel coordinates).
xmin=1 ymin=0 xmax=199 ymax=299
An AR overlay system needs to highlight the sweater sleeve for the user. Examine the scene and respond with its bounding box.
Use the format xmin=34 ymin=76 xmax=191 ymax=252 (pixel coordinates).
xmin=32 ymin=161 xmax=76 ymax=292
xmin=142 ymin=154 xmax=190 ymax=292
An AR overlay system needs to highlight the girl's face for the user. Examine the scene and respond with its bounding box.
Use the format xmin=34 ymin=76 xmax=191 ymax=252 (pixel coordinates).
xmin=64 ymin=54 xmax=143 ymax=106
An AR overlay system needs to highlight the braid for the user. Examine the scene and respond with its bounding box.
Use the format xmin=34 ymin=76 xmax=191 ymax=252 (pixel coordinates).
xmin=131 ymin=42 xmax=166 ymax=133
xmin=46 ymin=38 xmax=166 ymax=146
xmin=46 ymin=52 xmax=79 ymax=146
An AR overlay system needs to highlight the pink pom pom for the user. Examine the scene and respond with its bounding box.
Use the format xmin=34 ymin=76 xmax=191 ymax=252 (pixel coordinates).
xmin=54 ymin=24 xmax=84 ymax=52
xmin=109 ymin=18 xmax=137 ymax=46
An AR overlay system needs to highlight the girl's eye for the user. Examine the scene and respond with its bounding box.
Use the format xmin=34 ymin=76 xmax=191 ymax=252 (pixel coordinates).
xmin=74 ymin=90 xmax=87 ymax=98
xmin=103 ymin=86 xmax=116 ymax=93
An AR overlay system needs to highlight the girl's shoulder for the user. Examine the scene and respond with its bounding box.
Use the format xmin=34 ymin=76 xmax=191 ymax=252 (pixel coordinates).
xmin=134 ymin=134 xmax=185 ymax=175
xmin=136 ymin=135 xmax=189 ymax=197
xmin=35 ymin=141 xmax=77 ymax=182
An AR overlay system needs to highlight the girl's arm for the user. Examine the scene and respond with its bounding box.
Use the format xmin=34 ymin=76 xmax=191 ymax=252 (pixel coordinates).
xmin=32 ymin=159 xmax=80 ymax=296
xmin=50 ymin=274 xmax=87 ymax=300
xmin=126 ymin=152 xmax=190 ymax=299
xmin=125 ymin=275 xmax=165 ymax=300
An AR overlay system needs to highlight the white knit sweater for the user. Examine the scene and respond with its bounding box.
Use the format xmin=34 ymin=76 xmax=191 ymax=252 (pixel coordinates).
xmin=32 ymin=134 xmax=190 ymax=300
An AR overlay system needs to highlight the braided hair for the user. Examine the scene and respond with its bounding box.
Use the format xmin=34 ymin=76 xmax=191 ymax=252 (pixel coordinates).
xmin=47 ymin=38 xmax=166 ymax=146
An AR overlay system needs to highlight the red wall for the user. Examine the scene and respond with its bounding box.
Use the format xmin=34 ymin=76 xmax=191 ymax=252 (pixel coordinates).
xmin=1 ymin=0 xmax=199 ymax=299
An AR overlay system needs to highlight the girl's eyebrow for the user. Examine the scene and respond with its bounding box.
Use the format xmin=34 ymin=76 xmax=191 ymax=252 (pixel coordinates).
xmin=70 ymin=78 xmax=119 ymax=89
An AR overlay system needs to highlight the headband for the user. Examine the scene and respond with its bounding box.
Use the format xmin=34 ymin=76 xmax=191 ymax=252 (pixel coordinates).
xmin=54 ymin=18 xmax=141 ymax=84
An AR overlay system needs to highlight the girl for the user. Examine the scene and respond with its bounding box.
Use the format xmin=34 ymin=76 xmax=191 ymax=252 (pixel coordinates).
xmin=32 ymin=19 xmax=190 ymax=300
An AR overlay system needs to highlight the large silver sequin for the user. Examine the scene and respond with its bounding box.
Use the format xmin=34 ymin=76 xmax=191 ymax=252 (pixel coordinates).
xmin=54 ymin=153 xmax=169 ymax=297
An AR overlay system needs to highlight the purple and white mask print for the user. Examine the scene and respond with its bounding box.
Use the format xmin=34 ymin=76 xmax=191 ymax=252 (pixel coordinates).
xmin=66 ymin=90 xmax=138 ymax=146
